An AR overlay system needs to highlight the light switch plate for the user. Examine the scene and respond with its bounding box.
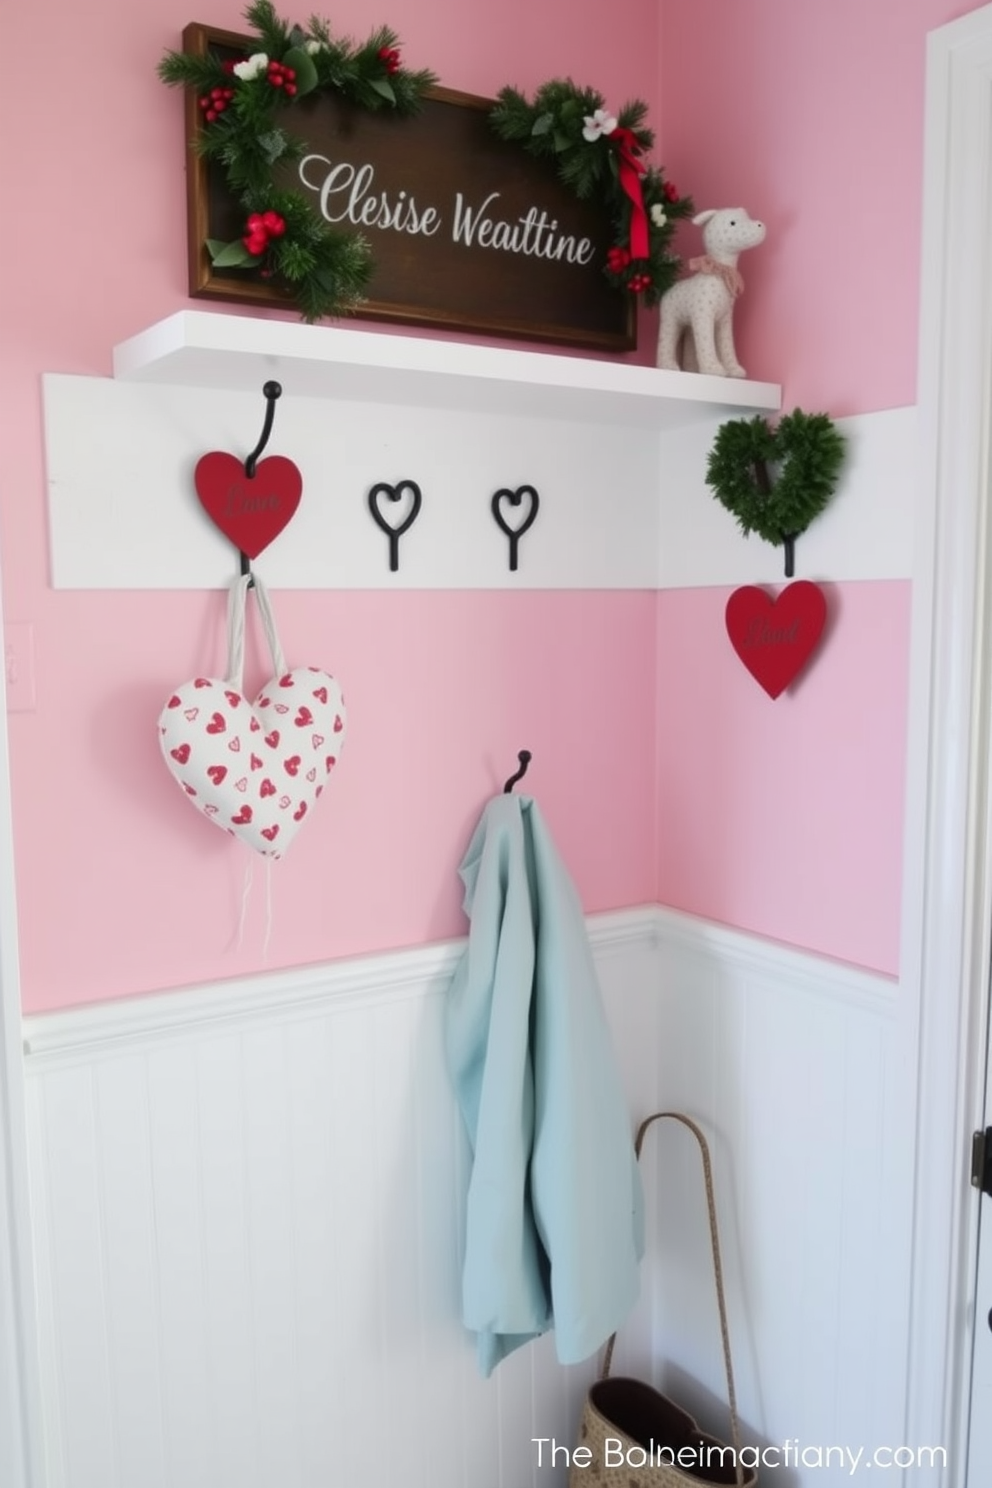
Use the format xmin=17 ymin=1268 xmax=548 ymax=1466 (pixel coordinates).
xmin=5 ymin=623 xmax=36 ymax=712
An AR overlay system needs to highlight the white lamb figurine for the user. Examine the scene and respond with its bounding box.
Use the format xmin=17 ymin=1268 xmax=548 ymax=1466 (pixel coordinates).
xmin=656 ymin=207 xmax=766 ymax=377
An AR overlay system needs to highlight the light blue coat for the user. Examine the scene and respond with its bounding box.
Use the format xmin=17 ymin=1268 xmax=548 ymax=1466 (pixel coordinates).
xmin=445 ymin=793 xmax=643 ymax=1377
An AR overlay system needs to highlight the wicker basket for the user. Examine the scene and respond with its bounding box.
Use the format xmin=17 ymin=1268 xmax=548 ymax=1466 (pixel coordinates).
xmin=570 ymin=1113 xmax=757 ymax=1487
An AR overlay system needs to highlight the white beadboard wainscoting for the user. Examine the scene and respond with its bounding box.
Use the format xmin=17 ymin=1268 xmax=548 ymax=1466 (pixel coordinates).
xmin=21 ymin=907 xmax=911 ymax=1488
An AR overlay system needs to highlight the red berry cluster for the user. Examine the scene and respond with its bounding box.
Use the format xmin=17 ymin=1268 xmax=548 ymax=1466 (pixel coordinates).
xmin=628 ymin=272 xmax=653 ymax=294
xmin=378 ymin=45 xmax=401 ymax=74
xmin=243 ymin=210 xmax=287 ymax=257
xmin=606 ymin=246 xmax=631 ymax=273
xmin=198 ymin=85 xmax=235 ymax=122
xmin=267 ymin=58 xmax=298 ymax=95
xmin=663 ymin=181 xmax=680 ymax=203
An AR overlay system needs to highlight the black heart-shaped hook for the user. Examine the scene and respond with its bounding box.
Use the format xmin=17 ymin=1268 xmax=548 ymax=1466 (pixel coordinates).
xmin=368 ymin=480 xmax=423 ymax=572
xmin=491 ymin=485 xmax=540 ymax=572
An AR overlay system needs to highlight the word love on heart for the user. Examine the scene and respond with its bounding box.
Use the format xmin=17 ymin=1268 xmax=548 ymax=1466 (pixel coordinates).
xmin=725 ymin=581 xmax=827 ymax=699
xmin=195 ymin=450 xmax=302 ymax=560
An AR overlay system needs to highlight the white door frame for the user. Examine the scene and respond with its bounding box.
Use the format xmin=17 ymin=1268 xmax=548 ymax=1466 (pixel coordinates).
xmin=905 ymin=5 xmax=992 ymax=1482
xmin=0 ymin=857 xmax=42 ymax=1488
xmin=0 ymin=630 xmax=42 ymax=1486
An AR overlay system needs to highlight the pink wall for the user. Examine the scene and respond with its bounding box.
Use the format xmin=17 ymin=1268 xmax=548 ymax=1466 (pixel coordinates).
xmin=15 ymin=592 xmax=657 ymax=1004
xmin=649 ymin=0 xmax=984 ymax=978
xmin=656 ymin=583 xmax=911 ymax=974
xmin=658 ymin=0 xmax=984 ymax=419
xmin=2 ymin=0 xmax=979 ymax=1010
xmin=1 ymin=0 xmax=662 ymax=1012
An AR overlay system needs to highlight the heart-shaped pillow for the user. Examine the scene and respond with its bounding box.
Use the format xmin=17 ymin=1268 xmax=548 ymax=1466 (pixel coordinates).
xmin=159 ymin=668 xmax=346 ymax=856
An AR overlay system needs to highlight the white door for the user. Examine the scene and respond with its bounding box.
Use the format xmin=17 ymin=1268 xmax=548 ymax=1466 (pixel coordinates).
xmin=969 ymin=1030 xmax=992 ymax=1479
xmin=906 ymin=6 xmax=992 ymax=1480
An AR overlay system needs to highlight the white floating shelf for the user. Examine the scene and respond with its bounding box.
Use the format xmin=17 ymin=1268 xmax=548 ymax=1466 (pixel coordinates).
xmin=113 ymin=311 xmax=781 ymax=431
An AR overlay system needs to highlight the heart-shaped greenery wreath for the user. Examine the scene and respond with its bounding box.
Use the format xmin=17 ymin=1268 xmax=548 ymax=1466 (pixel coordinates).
xmin=705 ymin=409 xmax=845 ymax=575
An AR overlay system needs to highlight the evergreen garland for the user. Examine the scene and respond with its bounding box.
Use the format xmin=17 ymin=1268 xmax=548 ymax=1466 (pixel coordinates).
xmin=160 ymin=5 xmax=691 ymax=323
xmin=706 ymin=410 xmax=846 ymax=559
xmin=158 ymin=1 xmax=437 ymax=321
xmin=490 ymin=82 xmax=693 ymax=304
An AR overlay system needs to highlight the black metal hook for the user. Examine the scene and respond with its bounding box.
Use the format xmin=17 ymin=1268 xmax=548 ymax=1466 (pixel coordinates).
xmin=492 ymin=486 xmax=540 ymax=572
xmin=503 ymin=750 xmax=532 ymax=793
xmin=368 ymin=480 xmax=423 ymax=572
xmin=245 ymin=381 xmax=283 ymax=478
xmin=239 ymin=381 xmax=283 ymax=584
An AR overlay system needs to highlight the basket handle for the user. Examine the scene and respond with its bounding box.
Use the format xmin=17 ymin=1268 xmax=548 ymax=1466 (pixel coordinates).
xmin=600 ymin=1111 xmax=745 ymax=1486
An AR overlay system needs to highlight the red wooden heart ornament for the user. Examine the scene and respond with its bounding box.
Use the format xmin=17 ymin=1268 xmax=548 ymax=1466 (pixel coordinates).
xmin=725 ymin=581 xmax=827 ymax=698
xmin=194 ymin=450 xmax=302 ymax=559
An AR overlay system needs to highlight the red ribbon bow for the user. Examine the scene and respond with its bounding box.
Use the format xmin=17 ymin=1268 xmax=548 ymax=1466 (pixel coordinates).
xmin=609 ymin=126 xmax=649 ymax=261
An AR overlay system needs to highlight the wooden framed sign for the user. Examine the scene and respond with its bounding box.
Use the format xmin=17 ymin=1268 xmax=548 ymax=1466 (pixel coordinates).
xmin=180 ymin=24 xmax=636 ymax=352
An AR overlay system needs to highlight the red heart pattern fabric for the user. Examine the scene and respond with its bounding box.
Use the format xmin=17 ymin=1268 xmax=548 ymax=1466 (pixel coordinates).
xmin=159 ymin=668 xmax=346 ymax=856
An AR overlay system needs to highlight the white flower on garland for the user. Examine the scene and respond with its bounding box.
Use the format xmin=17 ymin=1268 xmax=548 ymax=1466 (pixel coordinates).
xmin=305 ymin=38 xmax=326 ymax=54
xmin=582 ymin=106 xmax=617 ymax=141
xmin=233 ymin=51 xmax=269 ymax=80
xmin=651 ymin=204 xmax=667 ymax=226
